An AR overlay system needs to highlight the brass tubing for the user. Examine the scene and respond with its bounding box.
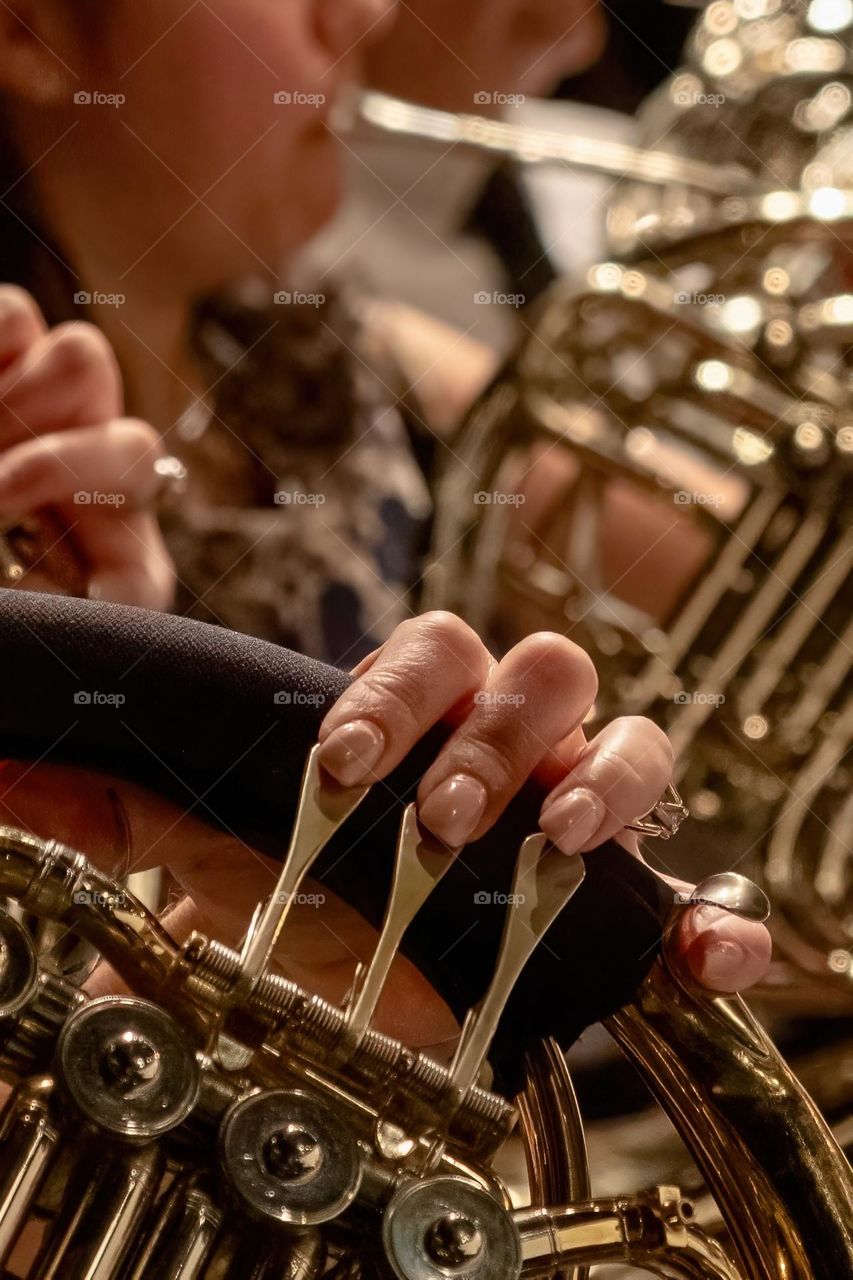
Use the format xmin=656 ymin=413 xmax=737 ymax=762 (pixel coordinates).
xmin=519 ymin=1038 xmax=591 ymax=1280
xmin=221 ymin=1227 xmax=325 ymax=1279
xmin=353 ymin=92 xmax=752 ymax=194
xmin=515 ymin=1197 xmax=742 ymax=1279
xmin=0 ymin=829 xmax=206 ymax=1041
xmin=0 ymin=1076 xmax=61 ymax=1266
xmin=30 ymin=1140 xmax=164 ymax=1280
xmin=129 ymin=1176 xmax=223 ymax=1279
xmin=607 ymin=964 xmax=853 ymax=1280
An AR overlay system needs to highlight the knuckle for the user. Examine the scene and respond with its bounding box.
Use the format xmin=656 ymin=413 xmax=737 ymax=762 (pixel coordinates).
xmin=0 ymin=444 xmax=43 ymax=489
xmin=453 ymin=732 xmax=516 ymax=795
xmin=49 ymin=322 xmax=117 ymax=384
xmin=512 ymin=631 xmax=599 ymax=700
xmin=414 ymin=610 xmax=484 ymax=667
xmin=106 ymin=418 xmax=162 ymax=467
xmin=621 ymin=716 xmax=674 ymax=775
xmin=598 ymin=718 xmax=673 ymax=795
xmin=350 ymin=664 xmax=426 ymax=737
xmin=0 ymin=286 xmax=41 ymax=340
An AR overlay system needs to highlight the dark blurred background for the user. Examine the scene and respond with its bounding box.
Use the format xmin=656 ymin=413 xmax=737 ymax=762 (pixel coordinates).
xmin=560 ymin=0 xmax=696 ymax=111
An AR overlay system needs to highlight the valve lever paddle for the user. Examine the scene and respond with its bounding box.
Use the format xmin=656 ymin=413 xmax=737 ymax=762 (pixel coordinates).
xmin=345 ymin=804 xmax=457 ymax=1044
xmin=235 ymin=744 xmax=370 ymax=999
xmin=449 ymin=837 xmax=585 ymax=1097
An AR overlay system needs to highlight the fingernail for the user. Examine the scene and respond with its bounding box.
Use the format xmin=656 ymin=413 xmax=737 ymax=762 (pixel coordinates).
xmin=539 ymin=787 xmax=605 ymax=854
xmin=419 ymin=774 xmax=488 ymax=848
xmin=317 ymin=720 xmax=385 ymax=786
xmin=698 ymin=940 xmax=747 ymax=991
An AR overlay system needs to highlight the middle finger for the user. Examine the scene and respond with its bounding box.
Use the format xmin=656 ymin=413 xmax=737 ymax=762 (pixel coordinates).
xmin=417 ymin=632 xmax=598 ymax=847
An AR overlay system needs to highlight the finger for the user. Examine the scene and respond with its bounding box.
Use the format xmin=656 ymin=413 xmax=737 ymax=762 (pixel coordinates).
xmin=0 ymin=419 xmax=166 ymax=519
xmin=348 ymin=645 xmax=494 ymax=716
xmin=531 ymin=723 xmax=588 ymax=790
xmin=70 ymin=508 xmax=176 ymax=610
xmin=317 ymin=612 xmax=490 ymax=786
xmin=0 ymin=322 xmax=122 ymax=447
xmin=538 ymin=716 xmax=673 ymax=855
xmin=350 ymin=644 xmax=384 ymax=676
xmin=416 ymin=632 xmax=598 ymax=847
xmin=0 ymin=286 xmax=47 ymax=375
xmin=676 ymin=902 xmax=772 ymax=993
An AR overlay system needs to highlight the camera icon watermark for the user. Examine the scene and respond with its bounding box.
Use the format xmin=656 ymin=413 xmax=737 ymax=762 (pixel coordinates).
xmin=473 ymin=91 xmax=525 ymax=108
xmin=473 ymin=891 xmax=526 ymax=906
xmin=273 ymin=691 xmax=329 ymax=708
xmin=673 ymin=291 xmax=726 ymax=306
xmin=673 ymin=491 xmax=725 ymax=507
xmin=73 ymin=291 xmax=126 ymax=308
xmin=674 ymin=89 xmax=726 ymax=108
xmin=274 ymin=290 xmax=325 ymax=307
xmin=473 ymin=690 xmax=526 ymax=707
xmin=74 ymin=691 xmax=127 ymax=707
xmin=474 ymin=491 xmax=525 ymax=507
xmin=274 ymin=490 xmax=327 ymax=507
xmin=274 ymin=890 xmax=326 ymax=907
xmin=673 ymin=691 xmax=725 ymax=707
xmin=474 ymin=290 xmax=525 ymax=308
xmin=273 ymin=91 xmax=326 ymax=107
xmin=73 ymin=90 xmax=126 ymax=108
xmin=73 ymin=889 xmax=128 ymax=908
xmin=74 ymin=491 xmax=126 ymax=507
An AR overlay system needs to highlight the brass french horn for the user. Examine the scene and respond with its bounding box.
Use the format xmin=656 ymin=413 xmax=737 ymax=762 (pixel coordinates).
xmin=409 ymin=0 xmax=853 ymax=1056
xmin=0 ymin=3 xmax=851 ymax=1273
xmin=0 ymin=587 xmax=846 ymax=1279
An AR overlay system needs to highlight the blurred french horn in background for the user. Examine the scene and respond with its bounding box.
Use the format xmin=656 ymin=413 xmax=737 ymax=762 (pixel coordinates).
xmin=403 ymin=0 xmax=853 ymax=1116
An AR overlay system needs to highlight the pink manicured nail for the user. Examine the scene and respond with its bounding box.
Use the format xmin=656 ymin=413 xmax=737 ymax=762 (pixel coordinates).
xmin=317 ymin=720 xmax=385 ymax=785
xmin=419 ymin=774 xmax=488 ymax=848
xmin=539 ymin=787 xmax=605 ymax=854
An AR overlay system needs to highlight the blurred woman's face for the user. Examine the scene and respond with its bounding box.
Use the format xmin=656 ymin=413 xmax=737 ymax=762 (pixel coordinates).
xmin=15 ymin=0 xmax=395 ymax=290
xmin=364 ymin=0 xmax=606 ymax=111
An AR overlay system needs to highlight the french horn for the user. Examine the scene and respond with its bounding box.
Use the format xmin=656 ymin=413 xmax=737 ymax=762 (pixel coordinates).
xmin=0 ymin=4 xmax=851 ymax=1271
xmin=0 ymin=589 xmax=847 ymax=1280
xmin=372 ymin=0 xmax=853 ymax=1056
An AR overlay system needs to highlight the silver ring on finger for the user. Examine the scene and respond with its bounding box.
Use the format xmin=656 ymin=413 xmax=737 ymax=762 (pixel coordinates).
xmin=626 ymin=782 xmax=689 ymax=840
xmin=125 ymin=456 xmax=188 ymax=513
xmin=152 ymin=455 xmax=188 ymax=503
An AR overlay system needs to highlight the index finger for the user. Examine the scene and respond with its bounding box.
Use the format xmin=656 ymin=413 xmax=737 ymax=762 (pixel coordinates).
xmin=0 ymin=286 xmax=46 ymax=375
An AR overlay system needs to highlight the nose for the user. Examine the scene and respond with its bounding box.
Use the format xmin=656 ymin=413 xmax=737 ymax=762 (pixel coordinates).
xmin=316 ymin=0 xmax=398 ymax=62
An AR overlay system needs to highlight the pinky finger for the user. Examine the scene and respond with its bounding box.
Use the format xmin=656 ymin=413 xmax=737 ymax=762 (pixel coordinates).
xmin=675 ymin=902 xmax=772 ymax=994
xmin=69 ymin=508 xmax=176 ymax=611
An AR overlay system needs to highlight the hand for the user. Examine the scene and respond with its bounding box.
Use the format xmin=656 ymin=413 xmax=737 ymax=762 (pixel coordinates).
xmin=0 ymin=285 xmax=175 ymax=607
xmin=0 ymin=611 xmax=771 ymax=1051
xmin=317 ymin=612 xmax=771 ymax=995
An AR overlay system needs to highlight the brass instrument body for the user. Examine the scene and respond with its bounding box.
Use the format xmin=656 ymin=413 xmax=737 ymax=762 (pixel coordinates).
xmin=0 ymin=4 xmax=849 ymax=1276
xmin=0 ymin=790 xmax=847 ymax=1279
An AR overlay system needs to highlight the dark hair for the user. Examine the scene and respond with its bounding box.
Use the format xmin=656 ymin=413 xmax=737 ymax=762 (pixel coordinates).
xmin=0 ymin=0 xmax=101 ymax=323
xmin=0 ymin=105 xmax=80 ymax=324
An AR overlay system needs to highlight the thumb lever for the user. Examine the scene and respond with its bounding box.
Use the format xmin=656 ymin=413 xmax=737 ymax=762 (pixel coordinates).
xmin=449 ymin=837 xmax=585 ymax=1096
xmin=345 ymin=804 xmax=457 ymax=1044
xmin=234 ymin=744 xmax=370 ymax=1000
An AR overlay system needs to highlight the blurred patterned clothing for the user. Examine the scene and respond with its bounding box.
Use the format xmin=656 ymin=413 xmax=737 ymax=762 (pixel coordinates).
xmin=159 ymin=286 xmax=432 ymax=668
